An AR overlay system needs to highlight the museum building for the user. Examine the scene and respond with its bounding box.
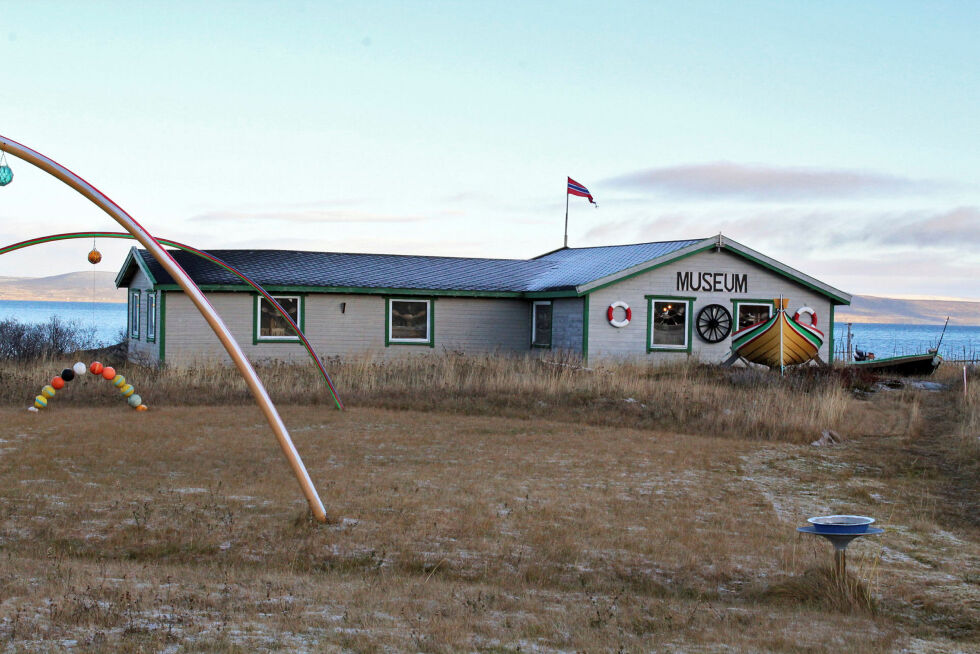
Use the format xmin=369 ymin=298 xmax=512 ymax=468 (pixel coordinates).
xmin=115 ymin=235 xmax=851 ymax=366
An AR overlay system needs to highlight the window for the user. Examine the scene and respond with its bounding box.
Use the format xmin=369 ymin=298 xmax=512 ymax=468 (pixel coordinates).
xmin=531 ymin=301 xmax=552 ymax=348
xmin=387 ymin=298 xmax=432 ymax=345
xmin=129 ymin=290 xmax=141 ymax=339
xmin=733 ymin=300 xmax=774 ymax=332
xmin=254 ymin=295 xmax=303 ymax=342
xmin=646 ymin=296 xmax=693 ymax=352
xmin=146 ymin=293 xmax=157 ymax=342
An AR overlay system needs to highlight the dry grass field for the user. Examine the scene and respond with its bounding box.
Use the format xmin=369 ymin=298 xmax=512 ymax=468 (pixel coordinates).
xmin=0 ymin=356 xmax=977 ymax=652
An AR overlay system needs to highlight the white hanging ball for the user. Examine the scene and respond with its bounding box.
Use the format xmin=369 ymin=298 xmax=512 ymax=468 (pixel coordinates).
xmin=72 ymin=361 xmax=87 ymax=376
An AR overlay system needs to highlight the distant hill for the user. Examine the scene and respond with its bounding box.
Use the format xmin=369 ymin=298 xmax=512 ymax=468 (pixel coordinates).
xmin=836 ymin=296 xmax=980 ymax=326
xmin=0 ymin=271 xmax=124 ymax=303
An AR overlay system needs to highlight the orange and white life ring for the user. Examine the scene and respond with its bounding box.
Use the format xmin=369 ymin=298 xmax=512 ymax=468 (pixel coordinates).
xmin=607 ymin=301 xmax=631 ymax=328
xmin=793 ymin=306 xmax=817 ymax=328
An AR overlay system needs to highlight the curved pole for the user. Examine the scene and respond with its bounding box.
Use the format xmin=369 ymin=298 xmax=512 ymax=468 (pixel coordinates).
xmin=0 ymin=135 xmax=328 ymax=522
xmin=0 ymin=231 xmax=345 ymax=411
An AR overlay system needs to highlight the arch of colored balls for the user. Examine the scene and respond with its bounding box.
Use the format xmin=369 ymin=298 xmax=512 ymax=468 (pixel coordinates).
xmin=33 ymin=361 xmax=148 ymax=411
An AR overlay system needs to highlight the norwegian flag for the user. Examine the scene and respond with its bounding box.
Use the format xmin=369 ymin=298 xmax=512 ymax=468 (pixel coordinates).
xmin=567 ymin=177 xmax=596 ymax=205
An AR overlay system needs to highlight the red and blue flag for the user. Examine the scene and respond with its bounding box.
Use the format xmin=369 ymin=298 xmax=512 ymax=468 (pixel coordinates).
xmin=567 ymin=177 xmax=596 ymax=205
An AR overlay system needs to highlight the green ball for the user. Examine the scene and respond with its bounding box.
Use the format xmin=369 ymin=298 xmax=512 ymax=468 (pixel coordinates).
xmin=112 ymin=374 xmax=126 ymax=388
xmin=119 ymin=384 xmax=134 ymax=397
xmin=42 ymin=385 xmax=57 ymax=399
xmin=34 ymin=395 xmax=47 ymax=409
xmin=127 ymin=394 xmax=142 ymax=408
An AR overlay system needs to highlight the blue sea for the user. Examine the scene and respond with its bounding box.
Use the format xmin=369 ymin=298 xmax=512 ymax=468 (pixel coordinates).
xmin=833 ymin=322 xmax=977 ymax=361
xmin=0 ymin=300 xmax=127 ymax=348
xmin=0 ymin=300 xmax=977 ymax=361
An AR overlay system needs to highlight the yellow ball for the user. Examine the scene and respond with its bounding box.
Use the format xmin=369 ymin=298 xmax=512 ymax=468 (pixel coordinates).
xmin=112 ymin=374 xmax=126 ymax=388
xmin=119 ymin=384 xmax=135 ymax=397
xmin=34 ymin=395 xmax=47 ymax=409
xmin=42 ymin=385 xmax=57 ymax=399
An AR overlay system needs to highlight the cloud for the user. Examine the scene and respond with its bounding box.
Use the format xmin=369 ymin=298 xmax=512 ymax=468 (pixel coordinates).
xmin=875 ymin=206 xmax=980 ymax=247
xmin=188 ymin=209 xmax=427 ymax=225
xmin=582 ymin=205 xmax=980 ymax=255
xmin=604 ymin=162 xmax=940 ymax=200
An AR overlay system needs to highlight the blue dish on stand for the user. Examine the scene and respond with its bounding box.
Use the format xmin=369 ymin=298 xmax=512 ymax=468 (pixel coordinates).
xmin=807 ymin=515 xmax=875 ymax=534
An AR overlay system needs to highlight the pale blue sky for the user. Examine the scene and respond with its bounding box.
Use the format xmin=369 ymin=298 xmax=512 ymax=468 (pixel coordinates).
xmin=1 ymin=1 xmax=977 ymax=298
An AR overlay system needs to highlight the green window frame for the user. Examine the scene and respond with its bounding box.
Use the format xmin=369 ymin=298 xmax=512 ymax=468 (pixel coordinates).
xmin=531 ymin=301 xmax=553 ymax=348
xmin=385 ymin=298 xmax=434 ymax=347
xmin=731 ymin=298 xmax=775 ymax=332
xmin=128 ymin=290 xmax=141 ymax=339
xmin=646 ymin=295 xmax=694 ymax=353
xmin=146 ymin=292 xmax=157 ymax=343
xmin=252 ymin=294 xmax=305 ymax=344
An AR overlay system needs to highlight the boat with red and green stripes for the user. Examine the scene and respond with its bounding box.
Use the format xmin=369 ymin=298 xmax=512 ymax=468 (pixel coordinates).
xmin=730 ymin=301 xmax=824 ymax=367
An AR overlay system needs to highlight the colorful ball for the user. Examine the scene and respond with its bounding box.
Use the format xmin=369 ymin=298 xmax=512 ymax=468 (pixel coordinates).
xmin=51 ymin=376 xmax=65 ymax=390
xmin=127 ymin=394 xmax=142 ymax=408
xmin=34 ymin=395 xmax=47 ymax=409
xmin=119 ymin=384 xmax=134 ymax=397
xmin=90 ymin=361 xmax=104 ymax=375
xmin=41 ymin=385 xmax=56 ymax=399
xmin=101 ymin=366 xmax=116 ymax=380
xmin=88 ymin=248 xmax=102 ymax=265
xmin=112 ymin=374 xmax=126 ymax=388
xmin=61 ymin=368 xmax=75 ymax=382
xmin=72 ymin=362 xmax=87 ymax=376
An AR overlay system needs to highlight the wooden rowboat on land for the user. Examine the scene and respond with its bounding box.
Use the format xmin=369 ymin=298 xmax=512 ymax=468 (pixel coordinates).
xmin=730 ymin=301 xmax=824 ymax=368
xmin=847 ymin=352 xmax=942 ymax=376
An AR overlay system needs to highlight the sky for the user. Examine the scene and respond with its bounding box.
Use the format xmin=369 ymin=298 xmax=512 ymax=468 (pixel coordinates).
xmin=0 ymin=1 xmax=977 ymax=299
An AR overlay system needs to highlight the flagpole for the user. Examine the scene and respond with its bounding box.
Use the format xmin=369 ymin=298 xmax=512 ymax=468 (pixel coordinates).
xmin=564 ymin=185 xmax=569 ymax=248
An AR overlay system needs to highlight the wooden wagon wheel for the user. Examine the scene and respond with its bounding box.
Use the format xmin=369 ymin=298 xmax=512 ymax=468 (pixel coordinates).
xmin=696 ymin=304 xmax=732 ymax=343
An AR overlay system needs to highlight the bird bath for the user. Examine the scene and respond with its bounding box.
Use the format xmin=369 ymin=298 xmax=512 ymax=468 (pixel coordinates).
xmin=798 ymin=515 xmax=883 ymax=578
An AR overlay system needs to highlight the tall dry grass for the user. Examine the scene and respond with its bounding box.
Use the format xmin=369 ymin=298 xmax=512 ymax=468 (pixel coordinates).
xmin=1 ymin=353 xmax=851 ymax=444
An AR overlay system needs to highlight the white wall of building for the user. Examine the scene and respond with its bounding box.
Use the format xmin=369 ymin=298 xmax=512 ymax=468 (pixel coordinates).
xmin=585 ymin=248 xmax=834 ymax=363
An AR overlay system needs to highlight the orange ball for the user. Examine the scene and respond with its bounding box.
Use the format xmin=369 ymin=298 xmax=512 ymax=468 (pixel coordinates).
xmin=135 ymin=404 xmax=149 ymax=412
xmin=101 ymin=366 xmax=116 ymax=380
xmin=51 ymin=376 xmax=65 ymax=390
xmin=90 ymin=361 xmax=104 ymax=375
xmin=88 ymin=249 xmax=102 ymax=265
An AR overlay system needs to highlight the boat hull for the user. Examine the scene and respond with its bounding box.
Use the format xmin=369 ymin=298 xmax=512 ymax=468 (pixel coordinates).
xmin=847 ymin=353 xmax=942 ymax=376
xmin=731 ymin=311 xmax=823 ymax=367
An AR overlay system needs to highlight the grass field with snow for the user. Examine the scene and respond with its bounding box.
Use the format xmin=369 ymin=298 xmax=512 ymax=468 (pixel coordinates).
xmin=0 ymin=359 xmax=977 ymax=652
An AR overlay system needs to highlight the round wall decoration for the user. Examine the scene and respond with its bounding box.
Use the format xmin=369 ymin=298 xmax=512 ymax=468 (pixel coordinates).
xmin=793 ymin=306 xmax=818 ymax=328
xmin=695 ymin=304 xmax=732 ymax=343
xmin=607 ymin=301 xmax=631 ymax=328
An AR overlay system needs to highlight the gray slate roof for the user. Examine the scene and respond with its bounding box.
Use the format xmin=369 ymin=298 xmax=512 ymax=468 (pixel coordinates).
xmin=132 ymin=239 xmax=704 ymax=294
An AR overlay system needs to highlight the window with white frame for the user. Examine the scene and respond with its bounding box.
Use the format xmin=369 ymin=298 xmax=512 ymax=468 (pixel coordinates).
xmin=389 ymin=299 xmax=431 ymax=344
xmin=735 ymin=302 xmax=773 ymax=331
xmin=255 ymin=295 xmax=301 ymax=341
xmin=129 ymin=290 xmax=141 ymax=339
xmin=531 ymin=301 xmax=552 ymax=347
xmin=648 ymin=297 xmax=690 ymax=350
xmin=146 ymin=293 xmax=156 ymax=342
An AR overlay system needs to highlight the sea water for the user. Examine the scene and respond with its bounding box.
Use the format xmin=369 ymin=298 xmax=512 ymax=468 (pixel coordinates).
xmin=0 ymin=300 xmax=127 ymax=348
xmin=833 ymin=322 xmax=979 ymax=361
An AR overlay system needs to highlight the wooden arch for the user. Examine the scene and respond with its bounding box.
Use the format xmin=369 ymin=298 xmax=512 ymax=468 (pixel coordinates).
xmin=0 ymin=135 xmax=327 ymax=522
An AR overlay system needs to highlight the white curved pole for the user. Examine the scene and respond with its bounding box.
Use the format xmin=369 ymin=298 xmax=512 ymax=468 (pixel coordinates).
xmin=0 ymin=134 xmax=327 ymax=523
